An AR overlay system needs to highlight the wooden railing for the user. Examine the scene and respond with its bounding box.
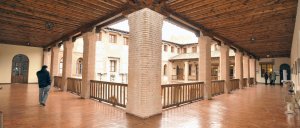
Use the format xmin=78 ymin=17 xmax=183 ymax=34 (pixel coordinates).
xmin=242 ymin=78 xmax=248 ymax=88
xmin=229 ymin=79 xmax=240 ymax=91
xmin=249 ymin=78 xmax=255 ymax=87
xmin=67 ymin=77 xmax=82 ymax=96
xmin=161 ymin=82 xmax=205 ymax=109
xmin=53 ymin=76 xmax=63 ymax=89
xmin=211 ymin=80 xmax=225 ymax=96
xmin=90 ymin=80 xmax=127 ymax=108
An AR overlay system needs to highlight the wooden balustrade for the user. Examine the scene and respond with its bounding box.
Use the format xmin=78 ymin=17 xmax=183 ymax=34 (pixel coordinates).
xmin=53 ymin=76 xmax=63 ymax=89
xmin=242 ymin=78 xmax=248 ymax=88
xmin=229 ymin=79 xmax=240 ymax=91
xmin=211 ymin=80 xmax=225 ymax=96
xmin=249 ymin=78 xmax=255 ymax=87
xmin=161 ymin=82 xmax=205 ymax=109
xmin=90 ymin=80 xmax=127 ymax=108
xmin=67 ymin=77 xmax=82 ymax=96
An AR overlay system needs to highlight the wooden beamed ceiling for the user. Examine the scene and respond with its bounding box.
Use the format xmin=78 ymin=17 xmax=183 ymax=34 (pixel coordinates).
xmin=165 ymin=0 xmax=298 ymax=58
xmin=0 ymin=0 xmax=297 ymax=58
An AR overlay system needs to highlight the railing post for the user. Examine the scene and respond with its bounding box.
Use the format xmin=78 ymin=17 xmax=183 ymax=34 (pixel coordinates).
xmin=0 ymin=111 xmax=3 ymax=128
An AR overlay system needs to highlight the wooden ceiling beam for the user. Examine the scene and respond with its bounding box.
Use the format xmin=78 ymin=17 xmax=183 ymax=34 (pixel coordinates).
xmin=45 ymin=5 xmax=128 ymax=48
xmin=162 ymin=6 xmax=258 ymax=59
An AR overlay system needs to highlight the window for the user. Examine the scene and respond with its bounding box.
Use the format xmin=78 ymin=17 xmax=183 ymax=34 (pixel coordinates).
xmin=59 ymin=57 xmax=63 ymax=75
xmin=171 ymin=46 xmax=174 ymax=53
xmin=261 ymin=63 xmax=273 ymax=77
xmin=124 ymin=37 xmax=128 ymax=45
xmin=177 ymin=48 xmax=180 ymax=53
xmin=192 ymin=47 xmax=197 ymax=53
xmin=109 ymin=34 xmax=117 ymax=43
xmin=163 ymin=64 xmax=167 ymax=75
xmin=76 ymin=58 xmax=83 ymax=75
xmin=189 ymin=64 xmax=192 ymax=76
xmin=183 ymin=48 xmax=187 ymax=53
xmin=110 ymin=60 xmax=117 ymax=72
xmin=230 ymin=65 xmax=234 ymax=78
xmin=164 ymin=45 xmax=168 ymax=52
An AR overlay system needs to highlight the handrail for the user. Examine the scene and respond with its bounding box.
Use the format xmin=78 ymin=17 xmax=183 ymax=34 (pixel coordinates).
xmin=211 ymin=80 xmax=225 ymax=96
xmin=90 ymin=80 xmax=127 ymax=108
xmin=53 ymin=76 xmax=63 ymax=89
xmin=229 ymin=79 xmax=240 ymax=91
xmin=161 ymin=82 xmax=205 ymax=109
xmin=67 ymin=77 xmax=82 ymax=96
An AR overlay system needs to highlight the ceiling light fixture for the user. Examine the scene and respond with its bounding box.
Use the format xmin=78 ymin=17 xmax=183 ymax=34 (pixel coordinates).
xmin=250 ymin=36 xmax=256 ymax=42
xmin=45 ymin=21 xmax=54 ymax=31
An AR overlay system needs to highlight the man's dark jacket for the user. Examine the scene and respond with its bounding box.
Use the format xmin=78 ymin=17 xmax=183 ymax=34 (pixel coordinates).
xmin=36 ymin=68 xmax=51 ymax=88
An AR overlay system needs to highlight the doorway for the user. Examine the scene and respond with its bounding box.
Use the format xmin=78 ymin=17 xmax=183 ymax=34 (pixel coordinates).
xmin=176 ymin=66 xmax=183 ymax=80
xmin=279 ymin=64 xmax=291 ymax=85
xmin=11 ymin=54 xmax=29 ymax=83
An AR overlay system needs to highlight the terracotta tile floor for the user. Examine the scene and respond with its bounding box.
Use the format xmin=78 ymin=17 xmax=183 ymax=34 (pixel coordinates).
xmin=0 ymin=84 xmax=299 ymax=128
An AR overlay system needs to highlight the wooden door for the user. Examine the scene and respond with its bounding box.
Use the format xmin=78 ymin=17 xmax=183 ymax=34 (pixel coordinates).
xmin=11 ymin=54 xmax=29 ymax=83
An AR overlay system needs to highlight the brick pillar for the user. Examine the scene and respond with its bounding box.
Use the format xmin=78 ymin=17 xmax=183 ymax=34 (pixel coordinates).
xmin=235 ymin=51 xmax=243 ymax=89
xmin=254 ymin=59 xmax=257 ymax=84
xmin=43 ymin=50 xmax=51 ymax=71
xmin=220 ymin=43 xmax=230 ymax=93
xmin=126 ymin=8 xmax=164 ymax=118
xmin=50 ymin=46 xmax=60 ymax=87
xmin=81 ymin=30 xmax=96 ymax=99
xmin=184 ymin=61 xmax=189 ymax=82
xmin=243 ymin=55 xmax=250 ymax=87
xmin=198 ymin=35 xmax=212 ymax=100
xmin=249 ymin=58 xmax=255 ymax=78
xmin=168 ymin=61 xmax=173 ymax=83
xmin=62 ymin=40 xmax=74 ymax=91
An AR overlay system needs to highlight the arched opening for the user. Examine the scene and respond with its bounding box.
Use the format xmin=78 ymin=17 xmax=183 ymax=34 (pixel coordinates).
xmin=59 ymin=57 xmax=63 ymax=75
xmin=76 ymin=58 xmax=83 ymax=76
xmin=11 ymin=54 xmax=29 ymax=83
xmin=163 ymin=64 xmax=167 ymax=75
xmin=279 ymin=64 xmax=291 ymax=85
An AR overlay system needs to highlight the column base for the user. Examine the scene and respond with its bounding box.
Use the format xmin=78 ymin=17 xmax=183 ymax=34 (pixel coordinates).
xmin=126 ymin=111 xmax=162 ymax=119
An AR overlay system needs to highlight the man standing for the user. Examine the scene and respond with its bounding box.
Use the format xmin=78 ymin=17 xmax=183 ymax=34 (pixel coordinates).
xmin=271 ymin=71 xmax=276 ymax=86
xmin=36 ymin=65 xmax=51 ymax=106
xmin=264 ymin=72 xmax=269 ymax=85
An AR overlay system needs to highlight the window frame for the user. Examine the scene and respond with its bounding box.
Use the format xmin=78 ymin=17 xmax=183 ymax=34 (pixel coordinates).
xmin=164 ymin=45 xmax=168 ymax=52
xmin=109 ymin=34 xmax=117 ymax=43
xmin=260 ymin=63 xmax=273 ymax=77
xmin=110 ymin=60 xmax=117 ymax=72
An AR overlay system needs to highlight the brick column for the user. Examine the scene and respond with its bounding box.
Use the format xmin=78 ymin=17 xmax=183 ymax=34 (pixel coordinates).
xmin=62 ymin=40 xmax=74 ymax=91
xmin=220 ymin=43 xmax=230 ymax=93
xmin=168 ymin=61 xmax=173 ymax=83
xmin=254 ymin=59 xmax=257 ymax=84
xmin=43 ymin=50 xmax=51 ymax=71
xmin=126 ymin=8 xmax=164 ymax=118
xmin=198 ymin=35 xmax=212 ymax=100
xmin=249 ymin=58 xmax=255 ymax=78
xmin=81 ymin=30 xmax=96 ymax=99
xmin=243 ymin=55 xmax=250 ymax=87
xmin=184 ymin=61 xmax=189 ymax=82
xmin=50 ymin=46 xmax=60 ymax=87
xmin=235 ymin=50 xmax=243 ymax=89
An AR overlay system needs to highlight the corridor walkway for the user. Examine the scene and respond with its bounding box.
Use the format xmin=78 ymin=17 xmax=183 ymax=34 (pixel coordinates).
xmin=0 ymin=84 xmax=299 ymax=128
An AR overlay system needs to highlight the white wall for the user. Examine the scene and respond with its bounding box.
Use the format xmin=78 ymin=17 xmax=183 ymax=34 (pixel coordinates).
xmin=256 ymin=57 xmax=290 ymax=84
xmin=291 ymin=1 xmax=300 ymax=92
xmin=0 ymin=44 xmax=43 ymax=83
